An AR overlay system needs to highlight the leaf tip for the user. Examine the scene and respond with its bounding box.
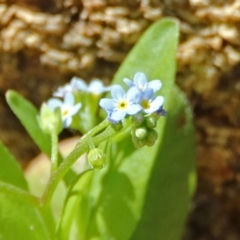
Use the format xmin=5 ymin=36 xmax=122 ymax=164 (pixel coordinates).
xmin=5 ymin=89 xmax=15 ymax=101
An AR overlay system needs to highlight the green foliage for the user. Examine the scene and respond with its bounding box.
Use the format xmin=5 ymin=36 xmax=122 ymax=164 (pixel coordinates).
xmin=130 ymin=86 xmax=195 ymax=240
xmin=1 ymin=17 xmax=196 ymax=240
xmin=6 ymin=90 xmax=76 ymax=185
xmin=0 ymin=182 xmax=51 ymax=240
xmin=0 ymin=141 xmax=28 ymax=190
xmin=6 ymin=90 xmax=51 ymax=155
xmin=57 ymin=18 xmax=196 ymax=240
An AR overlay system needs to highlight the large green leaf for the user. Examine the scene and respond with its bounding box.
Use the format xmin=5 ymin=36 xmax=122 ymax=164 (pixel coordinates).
xmin=0 ymin=141 xmax=28 ymax=190
xmin=6 ymin=90 xmax=51 ymax=155
xmin=130 ymin=86 xmax=196 ymax=240
xmin=0 ymin=182 xmax=52 ymax=240
xmin=59 ymin=18 xmax=196 ymax=240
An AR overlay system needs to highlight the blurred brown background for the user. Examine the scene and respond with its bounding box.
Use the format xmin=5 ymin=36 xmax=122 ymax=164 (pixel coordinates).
xmin=1 ymin=0 xmax=240 ymax=239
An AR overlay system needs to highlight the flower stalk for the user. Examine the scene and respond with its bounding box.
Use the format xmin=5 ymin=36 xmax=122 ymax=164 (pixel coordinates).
xmin=41 ymin=120 xmax=117 ymax=205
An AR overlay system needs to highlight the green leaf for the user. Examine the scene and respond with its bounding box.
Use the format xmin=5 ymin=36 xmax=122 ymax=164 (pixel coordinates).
xmin=0 ymin=181 xmax=52 ymax=240
xmin=61 ymin=18 xmax=196 ymax=240
xmin=111 ymin=18 xmax=178 ymax=98
xmin=6 ymin=90 xmax=51 ymax=155
xmin=6 ymin=90 xmax=76 ymax=186
xmin=57 ymin=170 xmax=94 ymax=240
xmin=0 ymin=141 xmax=28 ymax=190
xmin=130 ymin=86 xmax=196 ymax=240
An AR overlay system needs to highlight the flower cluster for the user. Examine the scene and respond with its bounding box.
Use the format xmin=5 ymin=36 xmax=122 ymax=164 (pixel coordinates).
xmin=99 ymin=72 xmax=166 ymax=148
xmin=43 ymin=76 xmax=110 ymax=130
xmin=53 ymin=77 xmax=110 ymax=97
xmin=47 ymin=92 xmax=81 ymax=128
xmin=99 ymin=72 xmax=165 ymax=123
xmin=39 ymin=72 xmax=166 ymax=148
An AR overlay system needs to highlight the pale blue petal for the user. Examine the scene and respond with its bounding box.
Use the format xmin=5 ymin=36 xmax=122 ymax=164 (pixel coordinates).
xmin=70 ymin=103 xmax=82 ymax=115
xmin=154 ymin=96 xmax=164 ymax=106
xmin=145 ymin=96 xmax=164 ymax=114
xmin=89 ymin=80 xmax=110 ymax=94
xmin=89 ymin=80 xmax=103 ymax=92
xmin=64 ymin=92 xmax=75 ymax=105
xmin=53 ymin=84 xmax=72 ymax=97
xmin=133 ymin=72 xmax=148 ymax=89
xmin=111 ymin=85 xmax=125 ymax=101
xmin=148 ymin=80 xmax=162 ymax=92
xmin=47 ymin=98 xmax=62 ymax=109
xmin=126 ymin=87 xmax=141 ymax=103
xmin=110 ymin=110 xmax=126 ymax=121
xmin=63 ymin=117 xmax=72 ymax=127
xmin=99 ymin=98 xmax=115 ymax=111
xmin=142 ymin=87 xmax=154 ymax=100
xmin=53 ymin=90 xmax=64 ymax=98
xmin=126 ymin=104 xmax=141 ymax=115
xmin=72 ymin=77 xmax=88 ymax=91
xmin=123 ymin=78 xmax=134 ymax=88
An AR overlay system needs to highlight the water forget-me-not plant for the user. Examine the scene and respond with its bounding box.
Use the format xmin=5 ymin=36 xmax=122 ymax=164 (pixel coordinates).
xmin=0 ymin=19 xmax=196 ymax=240
xmin=99 ymin=72 xmax=165 ymax=147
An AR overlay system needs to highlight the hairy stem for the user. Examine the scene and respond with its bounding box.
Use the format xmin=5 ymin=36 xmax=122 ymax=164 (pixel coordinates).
xmin=41 ymin=120 xmax=117 ymax=205
xmin=50 ymin=130 xmax=58 ymax=173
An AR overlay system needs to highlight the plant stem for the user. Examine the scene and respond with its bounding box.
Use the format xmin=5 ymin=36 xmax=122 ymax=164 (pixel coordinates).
xmin=86 ymin=119 xmax=110 ymax=137
xmin=41 ymin=120 xmax=116 ymax=205
xmin=50 ymin=130 xmax=58 ymax=173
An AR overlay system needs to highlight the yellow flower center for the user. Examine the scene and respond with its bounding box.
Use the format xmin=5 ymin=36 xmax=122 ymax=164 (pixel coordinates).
xmin=117 ymin=100 xmax=128 ymax=110
xmin=62 ymin=108 xmax=70 ymax=117
xmin=141 ymin=99 xmax=150 ymax=109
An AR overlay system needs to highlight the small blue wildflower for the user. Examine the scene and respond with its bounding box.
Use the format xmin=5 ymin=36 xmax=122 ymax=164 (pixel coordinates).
xmin=53 ymin=78 xmax=82 ymax=98
xmin=99 ymin=85 xmax=141 ymax=122
xmin=48 ymin=92 xmax=81 ymax=127
xmin=53 ymin=77 xmax=110 ymax=97
xmin=139 ymin=87 xmax=164 ymax=114
xmin=72 ymin=77 xmax=111 ymax=95
xmin=88 ymin=79 xmax=111 ymax=95
xmin=123 ymin=72 xmax=162 ymax=93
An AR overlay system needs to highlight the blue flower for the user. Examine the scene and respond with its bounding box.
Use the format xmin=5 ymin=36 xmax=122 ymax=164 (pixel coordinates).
xmin=53 ymin=78 xmax=82 ymax=98
xmin=139 ymin=88 xmax=164 ymax=114
xmin=123 ymin=72 xmax=162 ymax=93
xmin=72 ymin=77 xmax=111 ymax=95
xmin=48 ymin=92 xmax=82 ymax=127
xmin=99 ymin=85 xmax=141 ymax=122
xmin=88 ymin=79 xmax=111 ymax=95
xmin=53 ymin=77 xmax=110 ymax=97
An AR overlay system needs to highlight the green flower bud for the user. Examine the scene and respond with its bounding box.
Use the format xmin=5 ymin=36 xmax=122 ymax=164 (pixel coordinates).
xmin=145 ymin=116 xmax=157 ymax=129
xmin=38 ymin=103 xmax=62 ymax=135
xmin=111 ymin=121 xmax=123 ymax=131
xmin=135 ymin=127 xmax=148 ymax=140
xmin=131 ymin=112 xmax=144 ymax=126
xmin=131 ymin=128 xmax=146 ymax=148
xmin=88 ymin=148 xmax=106 ymax=169
xmin=146 ymin=129 xmax=158 ymax=147
xmin=132 ymin=135 xmax=146 ymax=149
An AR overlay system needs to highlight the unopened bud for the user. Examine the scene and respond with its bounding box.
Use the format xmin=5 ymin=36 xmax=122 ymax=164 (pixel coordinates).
xmin=132 ymin=135 xmax=146 ymax=148
xmin=135 ymin=127 xmax=148 ymax=140
xmin=88 ymin=148 xmax=106 ymax=169
xmin=145 ymin=116 xmax=157 ymax=129
xmin=39 ymin=103 xmax=62 ymax=135
xmin=132 ymin=112 xmax=144 ymax=126
xmin=146 ymin=129 xmax=158 ymax=147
